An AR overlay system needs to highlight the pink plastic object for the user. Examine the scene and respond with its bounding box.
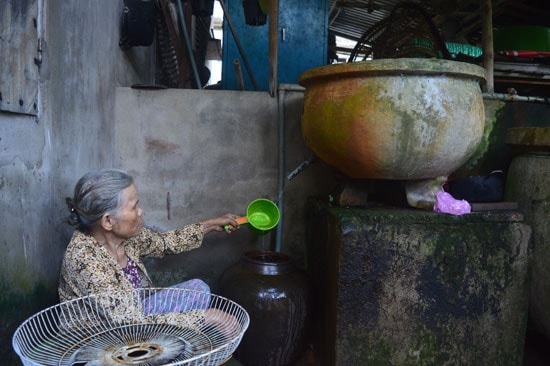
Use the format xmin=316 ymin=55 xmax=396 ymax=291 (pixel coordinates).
xmin=433 ymin=190 xmax=471 ymax=215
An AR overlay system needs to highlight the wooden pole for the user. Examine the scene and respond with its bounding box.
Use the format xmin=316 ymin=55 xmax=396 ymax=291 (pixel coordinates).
xmin=269 ymin=0 xmax=279 ymax=97
xmin=481 ymin=0 xmax=494 ymax=93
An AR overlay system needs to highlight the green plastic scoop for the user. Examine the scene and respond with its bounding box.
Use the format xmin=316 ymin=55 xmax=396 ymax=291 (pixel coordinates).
xmin=225 ymin=198 xmax=280 ymax=234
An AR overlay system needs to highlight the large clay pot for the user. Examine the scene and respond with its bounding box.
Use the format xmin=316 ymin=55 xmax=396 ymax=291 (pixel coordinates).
xmin=218 ymin=251 xmax=310 ymax=366
xmin=505 ymin=127 xmax=550 ymax=340
xmin=298 ymin=58 xmax=486 ymax=181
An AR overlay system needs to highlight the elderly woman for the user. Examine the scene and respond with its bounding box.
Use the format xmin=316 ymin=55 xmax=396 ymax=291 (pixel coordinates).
xmin=58 ymin=168 xmax=241 ymax=334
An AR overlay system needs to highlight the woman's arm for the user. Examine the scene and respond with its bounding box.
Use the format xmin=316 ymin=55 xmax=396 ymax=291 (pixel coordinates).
xmin=200 ymin=213 xmax=240 ymax=234
xmin=129 ymin=225 xmax=204 ymax=258
xmin=130 ymin=214 xmax=240 ymax=258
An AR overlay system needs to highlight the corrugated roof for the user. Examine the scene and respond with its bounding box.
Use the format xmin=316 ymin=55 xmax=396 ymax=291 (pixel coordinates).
xmin=327 ymin=0 xmax=550 ymax=96
xmin=328 ymin=0 xmax=549 ymax=45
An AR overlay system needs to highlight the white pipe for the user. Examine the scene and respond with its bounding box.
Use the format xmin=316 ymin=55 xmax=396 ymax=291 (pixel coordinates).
xmin=483 ymin=93 xmax=550 ymax=104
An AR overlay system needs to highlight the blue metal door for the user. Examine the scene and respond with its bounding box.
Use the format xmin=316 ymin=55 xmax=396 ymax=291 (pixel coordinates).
xmin=222 ymin=0 xmax=328 ymax=91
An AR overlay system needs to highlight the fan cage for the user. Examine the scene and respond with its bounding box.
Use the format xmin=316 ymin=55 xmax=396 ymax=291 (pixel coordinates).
xmin=12 ymin=288 xmax=249 ymax=366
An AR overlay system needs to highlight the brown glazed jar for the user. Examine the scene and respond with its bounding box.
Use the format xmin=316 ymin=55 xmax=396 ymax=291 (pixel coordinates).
xmin=218 ymin=251 xmax=310 ymax=366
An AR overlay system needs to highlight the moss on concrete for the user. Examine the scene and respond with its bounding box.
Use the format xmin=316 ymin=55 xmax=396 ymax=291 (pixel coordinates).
xmin=307 ymin=200 xmax=531 ymax=365
xmin=454 ymin=99 xmax=506 ymax=177
xmin=0 ymin=278 xmax=58 ymax=364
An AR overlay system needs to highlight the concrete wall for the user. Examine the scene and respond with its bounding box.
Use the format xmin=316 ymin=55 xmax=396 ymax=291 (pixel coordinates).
xmin=112 ymin=86 xmax=337 ymax=289
xmin=0 ymin=1 xmax=336 ymax=363
xmin=2 ymin=0 xmax=156 ymax=363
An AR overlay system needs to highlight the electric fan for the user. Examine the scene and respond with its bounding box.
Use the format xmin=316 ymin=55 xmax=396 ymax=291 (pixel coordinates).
xmin=12 ymin=288 xmax=249 ymax=366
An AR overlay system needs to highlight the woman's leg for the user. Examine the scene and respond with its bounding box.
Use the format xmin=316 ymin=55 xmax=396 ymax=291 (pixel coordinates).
xmin=142 ymin=279 xmax=211 ymax=315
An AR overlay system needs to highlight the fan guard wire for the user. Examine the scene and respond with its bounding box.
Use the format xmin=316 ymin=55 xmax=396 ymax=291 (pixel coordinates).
xmin=12 ymin=288 xmax=249 ymax=366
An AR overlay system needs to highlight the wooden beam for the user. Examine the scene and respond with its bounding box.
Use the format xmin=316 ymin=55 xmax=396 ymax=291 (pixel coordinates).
xmin=481 ymin=0 xmax=494 ymax=92
xmin=269 ymin=0 xmax=278 ymax=97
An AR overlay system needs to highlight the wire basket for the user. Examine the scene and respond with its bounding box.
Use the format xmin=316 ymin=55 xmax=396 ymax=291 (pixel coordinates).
xmin=348 ymin=1 xmax=452 ymax=62
xmin=12 ymin=288 xmax=250 ymax=366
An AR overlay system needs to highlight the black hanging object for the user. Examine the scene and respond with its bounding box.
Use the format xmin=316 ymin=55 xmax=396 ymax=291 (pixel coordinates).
xmin=119 ymin=0 xmax=157 ymax=50
xmin=191 ymin=0 xmax=215 ymax=17
xmin=242 ymin=0 xmax=267 ymax=26
xmin=448 ymin=171 xmax=505 ymax=203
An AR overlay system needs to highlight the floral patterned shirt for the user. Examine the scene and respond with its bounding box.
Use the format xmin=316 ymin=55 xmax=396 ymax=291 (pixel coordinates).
xmin=58 ymin=224 xmax=205 ymax=328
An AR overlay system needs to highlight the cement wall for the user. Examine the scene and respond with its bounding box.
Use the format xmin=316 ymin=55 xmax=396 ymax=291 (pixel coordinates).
xmin=2 ymin=0 xmax=160 ymax=363
xmin=113 ymin=86 xmax=336 ymax=288
xmin=0 ymin=1 xmax=336 ymax=363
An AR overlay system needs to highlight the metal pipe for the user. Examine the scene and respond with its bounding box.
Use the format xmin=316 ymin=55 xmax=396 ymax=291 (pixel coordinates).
xmin=287 ymin=160 xmax=312 ymax=182
xmin=176 ymin=0 xmax=202 ymax=89
xmin=483 ymin=93 xmax=550 ymax=104
xmin=277 ymin=84 xmax=305 ymax=92
xmin=233 ymin=59 xmax=245 ymax=91
xmin=275 ymin=84 xmax=305 ymax=252
xmin=218 ymin=0 xmax=259 ymax=91
xmin=275 ymin=86 xmax=285 ymax=253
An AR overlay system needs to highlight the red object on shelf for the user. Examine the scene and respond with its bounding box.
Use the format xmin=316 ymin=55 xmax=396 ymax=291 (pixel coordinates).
xmin=499 ymin=50 xmax=550 ymax=57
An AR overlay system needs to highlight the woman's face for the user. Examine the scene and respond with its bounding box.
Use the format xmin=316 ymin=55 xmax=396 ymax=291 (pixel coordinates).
xmin=111 ymin=183 xmax=143 ymax=239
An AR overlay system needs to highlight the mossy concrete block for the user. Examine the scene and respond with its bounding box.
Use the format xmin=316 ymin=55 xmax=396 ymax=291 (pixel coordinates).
xmin=306 ymin=200 xmax=531 ymax=366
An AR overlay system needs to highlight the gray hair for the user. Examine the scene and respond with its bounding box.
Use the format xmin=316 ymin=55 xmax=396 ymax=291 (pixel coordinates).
xmin=66 ymin=169 xmax=134 ymax=232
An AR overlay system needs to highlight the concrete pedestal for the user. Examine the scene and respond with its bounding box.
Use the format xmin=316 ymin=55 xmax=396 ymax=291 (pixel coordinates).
xmin=306 ymin=200 xmax=531 ymax=365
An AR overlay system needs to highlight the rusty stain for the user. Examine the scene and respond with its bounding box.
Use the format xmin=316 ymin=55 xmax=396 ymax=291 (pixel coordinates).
xmin=145 ymin=138 xmax=180 ymax=155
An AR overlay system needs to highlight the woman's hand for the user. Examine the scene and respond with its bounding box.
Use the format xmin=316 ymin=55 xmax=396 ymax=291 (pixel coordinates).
xmin=200 ymin=214 xmax=241 ymax=234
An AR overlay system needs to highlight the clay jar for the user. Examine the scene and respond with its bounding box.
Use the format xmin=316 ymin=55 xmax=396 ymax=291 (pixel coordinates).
xmin=218 ymin=251 xmax=310 ymax=366
xmin=505 ymin=127 xmax=550 ymax=340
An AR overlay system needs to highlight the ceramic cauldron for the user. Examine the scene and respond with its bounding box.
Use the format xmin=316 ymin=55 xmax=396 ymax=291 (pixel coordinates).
xmin=298 ymin=58 xmax=487 ymax=181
